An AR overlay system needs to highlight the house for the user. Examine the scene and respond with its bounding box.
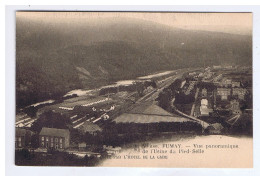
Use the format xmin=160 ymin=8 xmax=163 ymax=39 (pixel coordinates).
xmin=217 ymin=88 xmax=231 ymax=100
xmin=232 ymin=88 xmax=247 ymax=100
xmin=232 ymin=81 xmax=240 ymax=88
xmin=78 ymin=121 xmax=102 ymax=136
xmin=185 ymin=81 xmax=196 ymax=95
xmin=203 ymin=72 xmax=213 ymax=80
xmin=201 ymin=99 xmax=208 ymax=107
xmin=39 ymin=127 xmax=70 ymax=149
xmin=213 ymin=65 xmax=222 ymax=69
xmin=213 ymin=74 xmax=222 ymax=83
xmin=103 ymin=145 xmax=122 ymax=155
xmin=198 ymin=73 xmax=204 ymax=78
xmin=230 ymin=100 xmax=242 ymax=114
xmin=225 ymin=79 xmax=232 ymax=85
xmin=224 ymin=65 xmax=233 ymax=69
xmin=219 ymin=78 xmax=232 ymax=87
xmin=188 ymin=72 xmax=197 ymax=76
xmin=205 ymin=67 xmax=211 ymax=72
xmin=200 ymin=107 xmax=213 ymax=116
xmin=201 ymin=88 xmax=207 ymax=97
xmin=78 ymin=142 xmax=87 ymax=151
xmin=200 ymin=99 xmax=213 ymax=116
xmin=34 ymin=148 xmax=48 ymax=153
xmin=15 ymin=128 xmax=34 ymax=149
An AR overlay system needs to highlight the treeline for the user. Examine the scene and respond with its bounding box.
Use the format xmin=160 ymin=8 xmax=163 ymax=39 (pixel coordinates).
xmin=98 ymin=121 xmax=202 ymax=146
xmin=156 ymin=79 xmax=182 ymax=110
xmin=19 ymin=94 xmax=78 ymax=118
xmin=30 ymin=111 xmax=71 ymax=133
xmin=15 ymin=149 xmax=101 ymax=166
xmin=72 ymin=121 xmax=202 ymax=147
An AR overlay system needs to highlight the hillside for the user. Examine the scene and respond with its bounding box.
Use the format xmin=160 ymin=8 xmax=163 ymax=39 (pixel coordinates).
xmin=16 ymin=17 xmax=252 ymax=108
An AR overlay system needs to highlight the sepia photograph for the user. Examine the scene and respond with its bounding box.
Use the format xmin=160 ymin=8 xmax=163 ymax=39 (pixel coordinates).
xmin=15 ymin=11 xmax=252 ymax=168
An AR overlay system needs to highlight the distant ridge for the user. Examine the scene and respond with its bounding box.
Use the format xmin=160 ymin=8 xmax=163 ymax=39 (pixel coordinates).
xmin=16 ymin=17 xmax=252 ymax=107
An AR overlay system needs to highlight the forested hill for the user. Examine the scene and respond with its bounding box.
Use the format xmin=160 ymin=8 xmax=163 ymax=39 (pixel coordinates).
xmin=16 ymin=17 xmax=252 ymax=108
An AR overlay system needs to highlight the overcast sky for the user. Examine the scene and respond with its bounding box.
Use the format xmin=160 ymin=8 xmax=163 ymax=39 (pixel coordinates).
xmin=17 ymin=12 xmax=252 ymax=35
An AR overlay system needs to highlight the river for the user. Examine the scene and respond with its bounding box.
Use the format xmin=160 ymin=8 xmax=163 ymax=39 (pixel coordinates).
xmin=63 ymin=70 xmax=177 ymax=97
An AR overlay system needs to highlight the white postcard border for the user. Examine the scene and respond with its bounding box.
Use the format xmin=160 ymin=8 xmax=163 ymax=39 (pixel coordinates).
xmin=5 ymin=5 xmax=260 ymax=176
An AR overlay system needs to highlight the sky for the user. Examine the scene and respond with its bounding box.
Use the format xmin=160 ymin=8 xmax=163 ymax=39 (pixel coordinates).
xmin=17 ymin=12 xmax=252 ymax=35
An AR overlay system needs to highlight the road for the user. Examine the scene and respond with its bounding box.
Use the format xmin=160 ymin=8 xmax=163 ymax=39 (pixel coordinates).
xmin=170 ymin=98 xmax=210 ymax=129
xmin=190 ymin=87 xmax=200 ymax=116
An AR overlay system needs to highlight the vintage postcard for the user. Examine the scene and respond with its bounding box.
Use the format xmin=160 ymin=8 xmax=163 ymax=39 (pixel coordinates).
xmin=15 ymin=12 xmax=252 ymax=167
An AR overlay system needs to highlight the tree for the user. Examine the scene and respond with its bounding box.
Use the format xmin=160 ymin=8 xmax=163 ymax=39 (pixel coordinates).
xmin=136 ymin=82 xmax=145 ymax=97
xmin=175 ymin=92 xmax=195 ymax=104
xmin=23 ymin=106 xmax=38 ymax=118
xmin=84 ymin=132 xmax=103 ymax=145
xmin=31 ymin=110 xmax=70 ymax=132
xmin=157 ymin=89 xmax=172 ymax=110
xmin=150 ymin=80 xmax=157 ymax=88
xmin=101 ymin=122 xmax=119 ymax=146
xmin=30 ymin=133 xmax=39 ymax=148
xmin=69 ymin=128 xmax=85 ymax=145
xmin=244 ymin=91 xmax=252 ymax=109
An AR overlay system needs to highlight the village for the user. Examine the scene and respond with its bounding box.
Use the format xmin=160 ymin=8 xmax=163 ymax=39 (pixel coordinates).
xmin=15 ymin=65 xmax=252 ymax=166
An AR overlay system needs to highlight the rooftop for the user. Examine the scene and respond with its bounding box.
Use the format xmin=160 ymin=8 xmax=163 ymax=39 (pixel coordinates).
xmin=39 ymin=127 xmax=70 ymax=138
xmin=201 ymin=99 xmax=208 ymax=106
xmin=79 ymin=121 xmax=102 ymax=132
xmin=128 ymin=102 xmax=173 ymax=116
xmin=113 ymin=113 xmax=193 ymax=124
xmin=114 ymin=103 xmax=194 ymax=124
xmin=16 ymin=128 xmax=28 ymax=136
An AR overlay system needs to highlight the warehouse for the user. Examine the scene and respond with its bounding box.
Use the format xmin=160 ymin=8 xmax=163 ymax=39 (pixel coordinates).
xmin=113 ymin=102 xmax=202 ymax=134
